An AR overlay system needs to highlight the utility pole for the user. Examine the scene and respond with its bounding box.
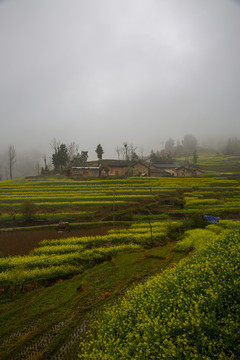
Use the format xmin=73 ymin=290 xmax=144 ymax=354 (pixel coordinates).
xmin=148 ymin=216 xmax=153 ymax=246
xmin=112 ymin=190 xmax=115 ymax=226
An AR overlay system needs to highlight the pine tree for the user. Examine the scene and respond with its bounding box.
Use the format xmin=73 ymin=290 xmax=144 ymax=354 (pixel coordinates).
xmin=95 ymin=144 xmax=104 ymax=160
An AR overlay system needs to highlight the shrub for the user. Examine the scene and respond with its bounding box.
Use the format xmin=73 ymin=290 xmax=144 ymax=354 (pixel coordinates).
xmin=191 ymin=212 xmax=206 ymax=228
xmin=20 ymin=200 xmax=37 ymax=221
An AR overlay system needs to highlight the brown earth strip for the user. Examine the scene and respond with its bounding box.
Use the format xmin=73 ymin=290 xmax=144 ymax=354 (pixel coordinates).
xmin=0 ymin=226 xmax=119 ymax=257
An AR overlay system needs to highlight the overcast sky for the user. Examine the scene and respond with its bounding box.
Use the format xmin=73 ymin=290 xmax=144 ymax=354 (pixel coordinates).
xmin=1 ymin=0 xmax=240 ymax=160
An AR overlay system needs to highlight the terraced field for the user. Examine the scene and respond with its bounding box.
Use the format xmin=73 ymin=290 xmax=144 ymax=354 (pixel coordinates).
xmin=79 ymin=221 xmax=240 ymax=359
xmin=1 ymin=175 xmax=240 ymax=221
xmin=0 ymin=220 xmax=185 ymax=359
xmin=0 ymin=174 xmax=240 ymax=359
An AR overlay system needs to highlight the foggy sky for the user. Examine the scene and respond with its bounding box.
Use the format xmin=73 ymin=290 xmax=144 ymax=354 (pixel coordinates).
xmin=1 ymin=0 xmax=240 ymax=161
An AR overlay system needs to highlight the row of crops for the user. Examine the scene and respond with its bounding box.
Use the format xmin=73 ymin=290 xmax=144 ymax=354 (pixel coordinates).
xmin=0 ymin=221 xmax=182 ymax=287
xmin=0 ymin=211 xmax=94 ymax=223
xmin=79 ymin=220 xmax=240 ymax=359
xmin=177 ymin=187 xmax=240 ymax=214
xmin=0 ymin=176 xmax=240 ymax=216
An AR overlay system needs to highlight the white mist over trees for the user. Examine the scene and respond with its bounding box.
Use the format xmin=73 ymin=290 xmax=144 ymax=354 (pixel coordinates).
xmin=0 ymin=134 xmax=240 ymax=180
xmin=1 ymin=0 xmax=240 ymax=158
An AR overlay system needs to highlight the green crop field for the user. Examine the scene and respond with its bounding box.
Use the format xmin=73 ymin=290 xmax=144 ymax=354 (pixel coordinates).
xmin=177 ymin=152 xmax=240 ymax=174
xmin=79 ymin=224 xmax=240 ymax=359
xmin=1 ymin=174 xmax=240 ymax=222
xmin=0 ymin=170 xmax=240 ymax=359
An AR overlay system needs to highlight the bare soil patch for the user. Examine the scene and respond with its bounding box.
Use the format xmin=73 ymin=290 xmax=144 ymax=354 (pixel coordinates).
xmin=0 ymin=226 xmax=118 ymax=257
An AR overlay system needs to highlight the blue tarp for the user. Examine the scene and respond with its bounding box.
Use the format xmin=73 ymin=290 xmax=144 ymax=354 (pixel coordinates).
xmin=204 ymin=215 xmax=219 ymax=224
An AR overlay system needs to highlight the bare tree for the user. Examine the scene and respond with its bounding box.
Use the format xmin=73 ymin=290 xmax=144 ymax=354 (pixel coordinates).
xmin=8 ymin=145 xmax=16 ymax=180
xmin=115 ymin=147 xmax=121 ymax=160
xmin=129 ymin=143 xmax=138 ymax=161
xmin=121 ymin=142 xmax=138 ymax=161
xmin=35 ymin=162 xmax=40 ymax=176
xmin=43 ymin=155 xmax=47 ymax=169
xmin=50 ymin=138 xmax=61 ymax=152
xmin=123 ymin=142 xmax=129 ymax=160
xmin=182 ymin=134 xmax=198 ymax=155
xmin=5 ymin=167 xmax=9 ymax=180
xmin=165 ymin=138 xmax=175 ymax=154
xmin=139 ymin=146 xmax=145 ymax=160
xmin=68 ymin=142 xmax=79 ymax=162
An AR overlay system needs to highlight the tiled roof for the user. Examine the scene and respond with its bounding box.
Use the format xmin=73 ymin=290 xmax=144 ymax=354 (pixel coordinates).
xmin=99 ymin=160 xmax=133 ymax=167
xmin=151 ymin=164 xmax=178 ymax=169
xmin=72 ymin=167 xmax=100 ymax=170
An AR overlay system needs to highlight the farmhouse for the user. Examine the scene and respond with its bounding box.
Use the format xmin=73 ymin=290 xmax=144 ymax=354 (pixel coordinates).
xmin=71 ymin=161 xmax=203 ymax=178
xmin=98 ymin=160 xmax=134 ymax=176
xmin=149 ymin=164 xmax=203 ymax=177
xmin=71 ymin=166 xmax=100 ymax=177
xmin=71 ymin=161 xmax=136 ymax=177
xmin=98 ymin=160 xmax=150 ymax=177
xmin=174 ymin=167 xmax=204 ymax=177
xmin=133 ymin=162 xmax=149 ymax=176
xmin=149 ymin=164 xmax=177 ymax=177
